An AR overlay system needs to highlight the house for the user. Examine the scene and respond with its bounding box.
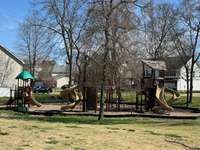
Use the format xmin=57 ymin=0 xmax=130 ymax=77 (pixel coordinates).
xmin=23 ymin=61 xmax=42 ymax=79
xmin=52 ymin=64 xmax=69 ymax=88
xmin=38 ymin=61 xmax=69 ymax=88
xmin=142 ymin=56 xmax=200 ymax=91
xmin=164 ymin=56 xmax=200 ymax=91
xmin=0 ymin=44 xmax=24 ymax=96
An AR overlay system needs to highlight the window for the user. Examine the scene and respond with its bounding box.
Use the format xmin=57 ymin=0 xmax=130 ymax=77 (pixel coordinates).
xmin=155 ymin=70 xmax=159 ymax=77
xmin=165 ymin=70 xmax=177 ymax=77
xmin=144 ymin=69 xmax=152 ymax=77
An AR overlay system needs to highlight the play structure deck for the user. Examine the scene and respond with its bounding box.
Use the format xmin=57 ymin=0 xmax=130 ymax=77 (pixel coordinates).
xmin=27 ymin=104 xmax=200 ymax=119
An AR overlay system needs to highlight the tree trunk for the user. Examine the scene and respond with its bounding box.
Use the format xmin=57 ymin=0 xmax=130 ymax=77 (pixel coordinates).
xmin=82 ymin=55 xmax=87 ymax=112
xmin=98 ymin=52 xmax=108 ymax=120
xmin=98 ymin=57 xmax=108 ymax=120
xmin=185 ymin=67 xmax=190 ymax=107
xmin=189 ymin=63 xmax=194 ymax=104
xmin=68 ymin=60 xmax=72 ymax=86
xmin=98 ymin=26 xmax=110 ymax=120
xmin=98 ymin=78 xmax=105 ymax=120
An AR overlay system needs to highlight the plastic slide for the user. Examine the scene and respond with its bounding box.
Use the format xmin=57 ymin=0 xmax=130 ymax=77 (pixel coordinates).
xmin=61 ymin=100 xmax=81 ymax=110
xmin=165 ymin=87 xmax=181 ymax=102
xmin=155 ymin=85 xmax=175 ymax=111
xmin=26 ymin=97 xmax=42 ymax=107
xmin=60 ymin=86 xmax=82 ymax=110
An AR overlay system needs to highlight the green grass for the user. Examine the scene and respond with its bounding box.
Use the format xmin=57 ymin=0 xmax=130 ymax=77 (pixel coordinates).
xmin=172 ymin=96 xmax=200 ymax=108
xmin=121 ymin=90 xmax=136 ymax=101
xmin=33 ymin=93 xmax=63 ymax=103
xmin=0 ymin=97 xmax=9 ymax=104
xmin=0 ymin=110 xmax=199 ymax=149
xmin=111 ymin=91 xmax=200 ymax=108
xmin=0 ymin=93 xmax=65 ymax=104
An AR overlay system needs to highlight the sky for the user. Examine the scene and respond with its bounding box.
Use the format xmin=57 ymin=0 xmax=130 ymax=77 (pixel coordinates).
xmin=0 ymin=0 xmax=31 ymax=52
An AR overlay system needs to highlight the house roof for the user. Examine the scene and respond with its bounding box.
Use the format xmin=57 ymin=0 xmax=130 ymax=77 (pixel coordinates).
xmin=0 ymin=44 xmax=24 ymax=66
xmin=52 ymin=64 xmax=67 ymax=74
xmin=142 ymin=59 xmax=167 ymax=71
xmin=53 ymin=74 xmax=67 ymax=80
xmin=161 ymin=56 xmax=191 ymax=70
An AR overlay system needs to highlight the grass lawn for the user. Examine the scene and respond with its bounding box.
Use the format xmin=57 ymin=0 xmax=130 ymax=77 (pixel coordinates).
xmin=0 ymin=111 xmax=199 ymax=150
xmin=0 ymin=93 xmax=63 ymax=104
xmin=173 ymin=96 xmax=200 ymax=108
xmin=0 ymin=97 xmax=9 ymax=104
xmin=111 ymin=91 xmax=200 ymax=108
xmin=33 ymin=93 xmax=63 ymax=103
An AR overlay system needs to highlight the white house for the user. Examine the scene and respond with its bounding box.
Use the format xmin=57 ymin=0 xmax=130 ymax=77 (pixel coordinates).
xmin=164 ymin=57 xmax=200 ymax=91
xmin=52 ymin=64 xmax=69 ymax=88
xmin=37 ymin=61 xmax=69 ymax=88
xmin=0 ymin=44 xmax=24 ymax=96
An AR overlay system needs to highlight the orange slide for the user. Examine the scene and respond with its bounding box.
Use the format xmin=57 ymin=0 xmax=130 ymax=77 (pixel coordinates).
xmin=60 ymin=86 xmax=83 ymax=110
xmin=25 ymin=97 xmax=42 ymax=107
xmin=155 ymin=85 xmax=180 ymax=112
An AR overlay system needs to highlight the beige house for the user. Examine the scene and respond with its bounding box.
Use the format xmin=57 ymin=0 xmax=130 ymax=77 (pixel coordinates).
xmin=0 ymin=44 xmax=24 ymax=89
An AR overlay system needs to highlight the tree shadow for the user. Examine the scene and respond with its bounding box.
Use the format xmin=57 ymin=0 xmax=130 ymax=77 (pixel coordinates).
xmin=0 ymin=110 xmax=199 ymax=126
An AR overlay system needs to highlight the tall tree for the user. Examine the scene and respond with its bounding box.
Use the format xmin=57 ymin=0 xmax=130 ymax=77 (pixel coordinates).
xmin=178 ymin=0 xmax=200 ymax=103
xmin=35 ymin=0 xmax=89 ymax=86
xmin=142 ymin=1 xmax=177 ymax=59
xmin=87 ymin=0 xmax=144 ymax=120
xmin=172 ymin=29 xmax=191 ymax=106
xmin=18 ymin=13 xmax=53 ymax=77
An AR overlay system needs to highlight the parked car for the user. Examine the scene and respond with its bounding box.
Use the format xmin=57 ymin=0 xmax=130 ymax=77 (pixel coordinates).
xmin=33 ymin=85 xmax=52 ymax=93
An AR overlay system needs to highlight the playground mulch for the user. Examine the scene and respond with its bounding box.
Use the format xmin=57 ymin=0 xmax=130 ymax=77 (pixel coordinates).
xmin=27 ymin=104 xmax=200 ymax=119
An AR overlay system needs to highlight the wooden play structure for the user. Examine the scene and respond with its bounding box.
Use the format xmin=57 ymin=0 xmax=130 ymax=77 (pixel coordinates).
xmin=135 ymin=60 xmax=180 ymax=113
xmin=5 ymin=60 xmax=182 ymax=116
xmin=23 ymin=59 xmax=181 ymax=115
xmin=60 ymin=85 xmax=98 ymax=111
xmin=60 ymin=85 xmax=82 ymax=110
xmin=6 ymin=70 xmax=42 ymax=111
xmin=21 ymin=59 xmax=200 ymax=119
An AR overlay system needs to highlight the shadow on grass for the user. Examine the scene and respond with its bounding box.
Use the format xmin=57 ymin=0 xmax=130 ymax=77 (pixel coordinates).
xmin=0 ymin=110 xmax=200 ymax=126
xmin=145 ymin=130 xmax=183 ymax=139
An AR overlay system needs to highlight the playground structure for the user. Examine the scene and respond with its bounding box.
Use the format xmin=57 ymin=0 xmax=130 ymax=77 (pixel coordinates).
xmin=60 ymin=85 xmax=98 ymax=111
xmin=135 ymin=60 xmax=180 ymax=113
xmin=56 ymin=59 xmax=181 ymax=114
xmin=6 ymin=60 xmax=199 ymax=119
xmin=6 ymin=70 xmax=42 ymax=111
xmin=60 ymin=85 xmax=83 ymax=110
xmin=8 ymin=61 xmax=198 ymax=119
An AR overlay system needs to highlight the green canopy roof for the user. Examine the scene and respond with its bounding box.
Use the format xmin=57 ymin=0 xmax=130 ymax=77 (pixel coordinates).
xmin=16 ymin=70 xmax=35 ymax=80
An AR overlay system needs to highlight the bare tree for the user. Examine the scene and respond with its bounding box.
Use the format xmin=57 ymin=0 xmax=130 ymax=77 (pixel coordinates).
xmin=172 ymin=29 xmax=191 ymax=106
xmin=18 ymin=13 xmax=53 ymax=77
xmin=178 ymin=0 xmax=200 ymax=103
xmin=142 ymin=1 xmax=177 ymax=59
xmin=34 ymin=0 xmax=89 ymax=86
xmin=87 ymin=0 xmax=145 ymax=120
